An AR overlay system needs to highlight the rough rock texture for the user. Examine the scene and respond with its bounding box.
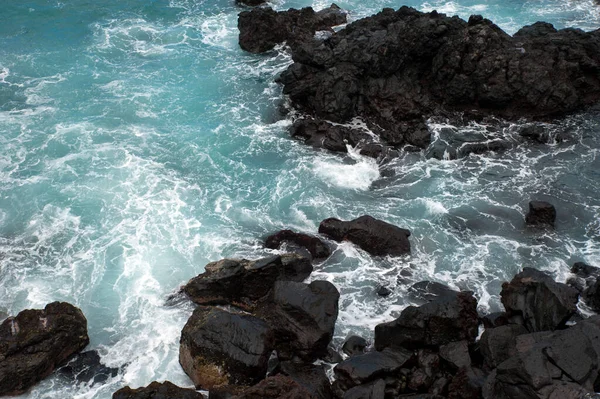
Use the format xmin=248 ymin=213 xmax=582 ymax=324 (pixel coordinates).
xmin=274 ymin=361 xmax=334 ymax=398
xmin=264 ymin=229 xmax=331 ymax=259
xmin=183 ymin=254 xmax=312 ymax=309
xmin=59 ymin=350 xmax=119 ymax=386
xmin=342 ymin=379 xmax=385 ymax=399
xmin=229 ymin=375 xmax=322 ymax=399
xmin=276 ymin=7 xmax=600 ymax=150
xmin=319 ymin=215 xmax=411 ymax=256
xmin=479 ymin=324 xmax=528 ymax=369
xmin=374 ymin=291 xmax=478 ymax=350
xmin=447 ymin=367 xmax=486 ymax=399
xmin=439 ymin=340 xmax=471 ymax=369
xmin=342 ymin=335 xmax=368 ymax=357
xmin=256 ymin=280 xmax=339 ymax=361
xmin=334 ymin=347 xmax=414 ymax=391
xmin=500 ymin=268 xmax=579 ymax=332
xmin=0 ymin=302 xmax=89 ymax=396
xmin=483 ymin=317 xmax=600 ymax=398
xmin=112 ymin=381 xmax=205 ymax=399
xmin=179 ymin=306 xmax=274 ymax=390
xmin=238 ymin=5 xmax=347 ymax=53
xmin=525 ymin=201 xmax=557 ymax=227
xmin=236 ymin=0 xmax=265 ymax=7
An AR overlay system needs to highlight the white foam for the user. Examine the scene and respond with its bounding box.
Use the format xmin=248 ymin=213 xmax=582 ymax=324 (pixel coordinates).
xmin=313 ymin=147 xmax=380 ymax=191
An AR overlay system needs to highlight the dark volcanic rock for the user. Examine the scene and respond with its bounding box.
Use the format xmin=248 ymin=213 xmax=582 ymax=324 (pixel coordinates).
xmin=228 ymin=375 xmax=322 ymax=399
xmin=571 ymin=261 xmax=600 ymax=278
xmin=374 ymin=291 xmax=478 ymax=351
xmin=447 ymin=367 xmax=486 ymax=399
xmin=342 ymin=379 xmax=385 ymax=399
xmin=277 ymin=7 xmax=600 ymax=150
xmin=409 ymin=281 xmax=458 ymax=303
xmin=582 ymin=278 xmax=600 ymax=311
xmin=238 ymin=5 xmax=347 ymax=53
xmin=179 ymin=306 xmax=274 ymax=390
xmin=274 ymin=361 xmax=334 ymax=398
xmin=265 ymin=229 xmax=331 ymax=259
xmin=319 ymin=215 xmax=411 ymax=256
xmin=112 ymin=381 xmax=205 ymax=399
xmin=0 ymin=302 xmax=89 ymax=396
xmin=439 ymin=340 xmax=471 ymax=369
xmin=334 ymin=348 xmax=413 ymax=391
xmin=342 ymin=335 xmax=368 ymax=357
xmin=376 ymin=286 xmax=392 ymax=297
xmin=183 ymin=253 xmax=312 ymax=309
xmin=256 ymin=280 xmax=339 ymax=361
xmin=236 ymin=0 xmax=265 ymax=7
xmin=59 ymin=350 xmax=118 ymax=385
xmin=483 ymin=317 xmax=600 ymax=398
xmin=500 ymin=267 xmax=579 ymax=332
xmin=525 ymin=201 xmax=556 ymax=227
xmin=479 ymin=324 xmax=528 ymax=369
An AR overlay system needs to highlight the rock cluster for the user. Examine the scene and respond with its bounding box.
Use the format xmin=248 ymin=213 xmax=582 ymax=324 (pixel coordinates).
xmin=240 ymin=5 xmax=600 ymax=157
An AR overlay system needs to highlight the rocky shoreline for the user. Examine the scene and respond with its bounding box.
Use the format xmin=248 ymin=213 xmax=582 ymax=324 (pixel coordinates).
xmin=2 ymin=210 xmax=600 ymax=398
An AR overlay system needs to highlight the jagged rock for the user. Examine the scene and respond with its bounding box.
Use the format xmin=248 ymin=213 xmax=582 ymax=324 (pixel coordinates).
xmin=59 ymin=350 xmax=118 ymax=385
xmin=500 ymin=267 xmax=579 ymax=332
xmin=319 ymin=215 xmax=411 ymax=256
xmin=179 ymin=306 xmax=274 ymax=390
xmin=342 ymin=336 xmax=368 ymax=357
xmin=409 ymin=281 xmax=458 ymax=303
xmin=112 ymin=381 xmax=205 ymax=399
xmin=408 ymin=350 xmax=440 ymax=391
xmin=265 ymin=230 xmax=331 ymax=259
xmin=439 ymin=340 xmax=471 ymax=369
xmin=479 ymin=324 xmax=528 ymax=370
xmin=0 ymin=302 xmax=89 ymax=396
xmin=582 ymin=278 xmax=600 ymax=311
xmin=376 ymin=286 xmax=392 ymax=297
xmin=334 ymin=348 xmax=413 ymax=391
xmin=525 ymin=201 xmax=556 ymax=227
xmin=374 ymin=291 xmax=478 ymax=351
xmin=480 ymin=312 xmax=510 ymax=328
xmin=277 ymin=7 xmax=600 ymax=151
xmin=571 ymin=262 xmax=600 ymax=278
xmin=483 ymin=317 xmax=600 ymax=398
xmin=343 ymin=379 xmax=385 ymax=399
xmin=447 ymin=367 xmax=486 ymax=399
xmin=183 ymin=254 xmax=312 ymax=309
xmin=274 ymin=361 xmax=334 ymax=398
xmin=238 ymin=5 xmax=347 ymax=53
xmin=256 ymin=280 xmax=339 ymax=361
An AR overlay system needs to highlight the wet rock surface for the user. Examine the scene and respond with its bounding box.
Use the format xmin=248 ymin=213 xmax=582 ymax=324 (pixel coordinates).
xmin=319 ymin=215 xmax=411 ymax=256
xmin=525 ymin=201 xmax=557 ymax=227
xmin=59 ymin=350 xmax=118 ymax=386
xmin=264 ymin=229 xmax=331 ymax=259
xmin=112 ymin=381 xmax=205 ymax=399
xmin=0 ymin=302 xmax=89 ymax=396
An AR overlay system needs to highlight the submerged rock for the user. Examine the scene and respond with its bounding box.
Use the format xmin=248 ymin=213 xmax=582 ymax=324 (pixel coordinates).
xmin=374 ymin=291 xmax=478 ymax=351
xmin=264 ymin=229 xmax=331 ymax=259
xmin=112 ymin=381 xmax=205 ymax=399
xmin=59 ymin=350 xmax=119 ymax=386
xmin=409 ymin=281 xmax=458 ymax=303
xmin=500 ymin=267 xmax=579 ymax=332
xmin=256 ymin=280 xmax=339 ymax=361
xmin=0 ymin=302 xmax=89 ymax=396
xmin=179 ymin=306 xmax=274 ymax=390
xmin=525 ymin=201 xmax=556 ymax=227
xmin=319 ymin=215 xmax=411 ymax=256
xmin=238 ymin=5 xmax=347 ymax=53
xmin=276 ymin=7 xmax=600 ymax=151
xmin=235 ymin=0 xmax=266 ymax=7
xmin=183 ymin=253 xmax=312 ymax=309
xmin=342 ymin=335 xmax=369 ymax=357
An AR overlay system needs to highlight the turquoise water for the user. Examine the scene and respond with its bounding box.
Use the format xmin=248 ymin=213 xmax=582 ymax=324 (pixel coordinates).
xmin=1 ymin=0 xmax=599 ymax=397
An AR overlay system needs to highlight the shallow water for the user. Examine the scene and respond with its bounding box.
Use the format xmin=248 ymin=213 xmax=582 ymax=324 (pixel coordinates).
xmin=0 ymin=0 xmax=599 ymax=397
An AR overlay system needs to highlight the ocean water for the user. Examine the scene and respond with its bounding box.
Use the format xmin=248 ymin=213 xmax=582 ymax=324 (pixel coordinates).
xmin=0 ymin=0 xmax=599 ymax=397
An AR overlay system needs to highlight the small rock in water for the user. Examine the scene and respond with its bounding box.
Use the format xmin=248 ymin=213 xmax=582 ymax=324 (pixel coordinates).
xmin=59 ymin=350 xmax=119 ymax=385
xmin=376 ymin=286 xmax=392 ymax=297
xmin=264 ymin=229 xmax=331 ymax=259
xmin=342 ymin=335 xmax=368 ymax=357
xmin=112 ymin=381 xmax=205 ymax=399
xmin=525 ymin=200 xmax=556 ymax=227
xmin=235 ymin=0 xmax=266 ymax=6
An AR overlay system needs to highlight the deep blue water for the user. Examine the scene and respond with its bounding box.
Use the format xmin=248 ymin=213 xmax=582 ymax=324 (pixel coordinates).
xmin=0 ymin=0 xmax=599 ymax=397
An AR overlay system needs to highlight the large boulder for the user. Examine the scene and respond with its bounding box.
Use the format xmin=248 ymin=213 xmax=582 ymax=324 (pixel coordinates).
xmin=334 ymin=348 xmax=414 ymax=391
xmin=479 ymin=324 xmax=528 ymax=369
xmin=273 ymin=361 xmax=334 ymax=398
xmin=525 ymin=201 xmax=556 ymax=227
xmin=238 ymin=5 xmax=347 ymax=53
xmin=483 ymin=317 xmax=600 ymax=398
xmin=319 ymin=215 xmax=411 ymax=256
xmin=183 ymin=254 xmax=312 ymax=309
xmin=179 ymin=306 xmax=274 ymax=390
xmin=256 ymin=280 xmax=339 ymax=361
xmin=277 ymin=7 xmax=600 ymax=151
xmin=112 ymin=381 xmax=205 ymax=399
xmin=500 ymin=268 xmax=579 ymax=332
xmin=264 ymin=229 xmax=331 ymax=259
xmin=374 ymin=291 xmax=478 ymax=351
xmin=0 ymin=302 xmax=89 ymax=396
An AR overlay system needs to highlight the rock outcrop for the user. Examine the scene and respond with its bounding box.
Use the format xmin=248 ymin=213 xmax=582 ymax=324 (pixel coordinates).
xmin=112 ymin=381 xmax=205 ymax=399
xmin=238 ymin=5 xmax=347 ymax=53
xmin=0 ymin=302 xmax=89 ymax=396
xmin=500 ymin=268 xmax=579 ymax=332
xmin=525 ymin=201 xmax=556 ymax=227
xmin=179 ymin=306 xmax=274 ymax=390
xmin=319 ymin=215 xmax=411 ymax=256
xmin=264 ymin=229 xmax=331 ymax=259
xmin=183 ymin=254 xmax=312 ymax=309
